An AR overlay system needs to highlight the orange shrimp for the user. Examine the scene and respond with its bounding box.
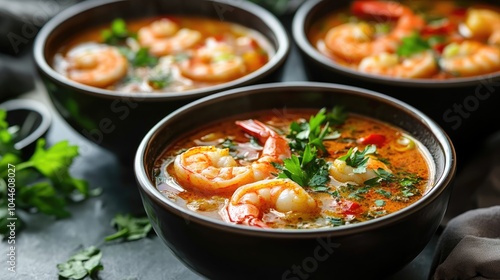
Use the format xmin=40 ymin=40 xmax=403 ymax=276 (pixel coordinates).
xmin=222 ymin=179 xmax=318 ymax=228
xmin=138 ymin=18 xmax=202 ymax=56
xmin=66 ymin=43 xmax=128 ymax=88
xmin=358 ymin=51 xmax=439 ymax=78
xmin=173 ymin=119 xmax=290 ymax=194
xmin=463 ymin=8 xmax=500 ymax=46
xmin=439 ymin=41 xmax=500 ymax=77
xmin=324 ymin=1 xmax=425 ymax=63
xmin=179 ymin=40 xmax=247 ymax=83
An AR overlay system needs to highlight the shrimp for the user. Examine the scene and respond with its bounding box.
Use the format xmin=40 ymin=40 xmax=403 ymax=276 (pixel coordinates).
xmin=222 ymin=179 xmax=318 ymax=228
xmin=173 ymin=119 xmax=290 ymax=194
xmin=439 ymin=41 xmax=500 ymax=77
xmin=358 ymin=51 xmax=438 ymax=78
xmin=329 ymin=156 xmax=392 ymax=185
xmin=66 ymin=44 xmax=128 ymax=88
xmin=138 ymin=18 xmax=202 ymax=56
xmin=179 ymin=40 xmax=247 ymax=82
xmin=324 ymin=1 xmax=425 ymax=63
xmin=463 ymin=8 xmax=500 ymax=46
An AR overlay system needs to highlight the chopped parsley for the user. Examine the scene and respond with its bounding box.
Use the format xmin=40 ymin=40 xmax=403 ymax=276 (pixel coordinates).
xmin=396 ymin=32 xmax=431 ymax=57
xmin=364 ymin=168 xmax=394 ymax=186
xmin=57 ymin=246 xmax=103 ymax=280
xmin=337 ymin=144 xmax=377 ymax=174
xmin=101 ymin=18 xmax=132 ymax=45
xmin=276 ymin=107 xmax=347 ymax=190
xmin=104 ymin=214 xmax=152 ymax=242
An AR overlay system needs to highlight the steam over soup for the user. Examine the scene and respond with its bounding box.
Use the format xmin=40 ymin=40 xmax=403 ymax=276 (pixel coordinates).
xmin=155 ymin=107 xmax=434 ymax=229
xmin=53 ymin=17 xmax=273 ymax=92
xmin=309 ymin=0 xmax=500 ymax=79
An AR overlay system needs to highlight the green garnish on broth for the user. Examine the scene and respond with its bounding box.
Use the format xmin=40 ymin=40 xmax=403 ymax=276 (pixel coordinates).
xmin=276 ymin=107 xmax=346 ymax=190
xmin=337 ymin=144 xmax=377 ymax=174
xmin=101 ymin=18 xmax=132 ymax=45
xmin=396 ymin=32 xmax=431 ymax=57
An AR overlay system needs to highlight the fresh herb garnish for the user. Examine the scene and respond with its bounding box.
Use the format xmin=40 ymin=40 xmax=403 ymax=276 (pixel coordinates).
xmin=277 ymin=107 xmax=346 ymax=190
xmin=374 ymin=199 xmax=386 ymax=207
xmin=0 ymin=110 xmax=91 ymax=238
xmin=363 ymin=168 xmax=394 ymax=186
xmin=148 ymin=70 xmax=171 ymax=89
xmin=104 ymin=214 xmax=152 ymax=242
xmin=396 ymin=32 xmax=431 ymax=57
xmin=57 ymin=246 xmax=103 ymax=280
xmin=133 ymin=47 xmax=158 ymax=67
xmin=337 ymin=144 xmax=377 ymax=174
xmin=398 ymin=172 xmax=422 ymax=197
xmin=101 ymin=18 xmax=131 ymax=45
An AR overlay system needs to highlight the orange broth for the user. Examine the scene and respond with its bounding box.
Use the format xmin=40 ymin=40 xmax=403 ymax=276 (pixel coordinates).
xmin=53 ymin=16 xmax=273 ymax=92
xmin=308 ymin=0 xmax=500 ymax=79
xmin=154 ymin=109 xmax=433 ymax=229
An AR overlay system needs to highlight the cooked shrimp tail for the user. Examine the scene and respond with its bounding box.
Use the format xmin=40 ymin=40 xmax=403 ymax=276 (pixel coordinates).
xmin=236 ymin=119 xmax=291 ymax=161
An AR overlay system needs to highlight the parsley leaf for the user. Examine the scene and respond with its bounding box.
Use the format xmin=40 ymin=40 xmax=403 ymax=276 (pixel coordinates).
xmin=101 ymin=18 xmax=131 ymax=45
xmin=338 ymin=145 xmax=377 ymax=173
xmin=0 ymin=109 xmax=91 ymax=239
xmin=396 ymin=32 xmax=431 ymax=57
xmin=277 ymin=107 xmax=347 ymax=190
xmin=104 ymin=214 xmax=152 ymax=242
xmin=57 ymin=246 xmax=103 ymax=280
xmin=363 ymin=168 xmax=394 ymax=186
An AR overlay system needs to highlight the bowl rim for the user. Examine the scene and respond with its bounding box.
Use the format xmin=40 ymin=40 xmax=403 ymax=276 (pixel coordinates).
xmin=0 ymin=99 xmax=52 ymax=151
xmin=134 ymin=81 xmax=457 ymax=238
xmin=33 ymin=0 xmax=290 ymax=101
xmin=292 ymin=0 xmax=500 ymax=88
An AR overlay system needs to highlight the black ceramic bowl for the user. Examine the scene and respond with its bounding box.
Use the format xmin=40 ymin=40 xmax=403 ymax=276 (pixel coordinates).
xmin=33 ymin=0 xmax=289 ymax=160
xmin=292 ymin=0 xmax=498 ymax=166
xmin=0 ymin=99 xmax=52 ymax=158
xmin=135 ymin=82 xmax=456 ymax=280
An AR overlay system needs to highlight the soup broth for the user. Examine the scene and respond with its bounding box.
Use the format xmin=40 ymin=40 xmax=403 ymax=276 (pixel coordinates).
xmin=155 ymin=108 xmax=433 ymax=229
xmin=309 ymin=0 xmax=500 ymax=79
xmin=53 ymin=16 xmax=273 ymax=92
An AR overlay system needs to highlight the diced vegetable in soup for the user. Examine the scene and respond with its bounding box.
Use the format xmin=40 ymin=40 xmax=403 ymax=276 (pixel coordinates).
xmin=309 ymin=0 xmax=500 ymax=79
xmin=155 ymin=107 xmax=434 ymax=229
xmin=53 ymin=17 xmax=273 ymax=92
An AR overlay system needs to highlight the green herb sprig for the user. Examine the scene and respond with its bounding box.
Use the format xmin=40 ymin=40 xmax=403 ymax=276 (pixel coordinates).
xmin=337 ymin=144 xmax=377 ymax=174
xmin=101 ymin=18 xmax=132 ymax=45
xmin=396 ymin=32 xmax=431 ymax=57
xmin=276 ymin=107 xmax=347 ymax=190
xmin=0 ymin=110 xmax=91 ymax=238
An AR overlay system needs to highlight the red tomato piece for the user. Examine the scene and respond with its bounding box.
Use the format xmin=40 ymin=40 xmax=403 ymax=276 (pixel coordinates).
xmin=351 ymin=0 xmax=405 ymax=20
xmin=341 ymin=200 xmax=361 ymax=215
xmin=359 ymin=134 xmax=386 ymax=147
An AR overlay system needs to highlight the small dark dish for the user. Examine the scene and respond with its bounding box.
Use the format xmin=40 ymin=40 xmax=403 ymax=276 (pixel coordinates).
xmin=0 ymin=99 xmax=52 ymax=157
xmin=292 ymin=0 xmax=499 ymax=165
xmin=33 ymin=0 xmax=289 ymax=160
xmin=135 ymin=82 xmax=456 ymax=280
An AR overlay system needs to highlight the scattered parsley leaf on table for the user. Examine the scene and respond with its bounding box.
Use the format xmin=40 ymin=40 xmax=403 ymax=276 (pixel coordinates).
xmin=104 ymin=214 xmax=152 ymax=242
xmin=57 ymin=246 xmax=103 ymax=280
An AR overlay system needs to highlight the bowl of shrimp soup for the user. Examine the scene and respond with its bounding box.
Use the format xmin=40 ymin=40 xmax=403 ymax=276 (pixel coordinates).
xmin=292 ymin=0 xmax=500 ymax=166
xmin=135 ymin=82 xmax=456 ymax=280
xmin=33 ymin=0 xmax=289 ymax=159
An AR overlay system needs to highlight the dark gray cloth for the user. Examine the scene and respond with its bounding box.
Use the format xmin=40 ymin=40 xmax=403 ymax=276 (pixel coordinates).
xmin=432 ymin=206 xmax=500 ymax=280
xmin=0 ymin=0 xmax=81 ymax=101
